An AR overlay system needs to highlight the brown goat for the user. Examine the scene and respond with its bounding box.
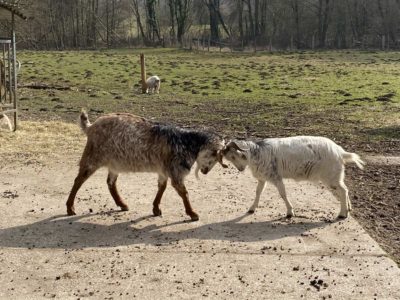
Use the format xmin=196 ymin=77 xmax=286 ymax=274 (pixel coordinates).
xmin=66 ymin=111 xmax=227 ymax=221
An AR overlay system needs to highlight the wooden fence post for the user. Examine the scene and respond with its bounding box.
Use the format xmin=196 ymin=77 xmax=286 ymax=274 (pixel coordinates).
xmin=140 ymin=53 xmax=147 ymax=94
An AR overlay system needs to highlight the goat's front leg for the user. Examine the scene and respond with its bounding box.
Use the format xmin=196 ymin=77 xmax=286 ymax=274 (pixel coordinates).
xmin=248 ymin=180 xmax=266 ymax=214
xmin=171 ymin=180 xmax=199 ymax=221
xmin=152 ymin=175 xmax=168 ymax=216
xmin=107 ymin=171 xmax=129 ymax=211
xmin=273 ymin=179 xmax=295 ymax=218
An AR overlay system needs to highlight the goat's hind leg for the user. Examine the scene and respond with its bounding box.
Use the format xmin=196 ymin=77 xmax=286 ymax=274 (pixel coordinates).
xmin=66 ymin=165 xmax=97 ymax=216
xmin=152 ymin=175 xmax=167 ymax=217
xmin=323 ymin=168 xmax=350 ymax=219
xmin=347 ymin=189 xmax=352 ymax=211
xmin=248 ymin=180 xmax=266 ymax=214
xmin=329 ymin=182 xmax=349 ymax=219
xmin=107 ymin=171 xmax=129 ymax=211
xmin=273 ymin=179 xmax=295 ymax=218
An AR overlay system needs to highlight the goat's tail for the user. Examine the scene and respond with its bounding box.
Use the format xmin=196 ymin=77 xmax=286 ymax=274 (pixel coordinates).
xmin=342 ymin=152 xmax=365 ymax=170
xmin=79 ymin=110 xmax=91 ymax=134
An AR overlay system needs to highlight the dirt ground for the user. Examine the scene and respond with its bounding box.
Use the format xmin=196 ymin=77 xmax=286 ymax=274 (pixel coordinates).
xmin=346 ymin=157 xmax=400 ymax=266
xmin=0 ymin=155 xmax=400 ymax=298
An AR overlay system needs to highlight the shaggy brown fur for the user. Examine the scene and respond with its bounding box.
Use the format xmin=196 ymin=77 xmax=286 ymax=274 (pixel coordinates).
xmin=66 ymin=111 xmax=226 ymax=221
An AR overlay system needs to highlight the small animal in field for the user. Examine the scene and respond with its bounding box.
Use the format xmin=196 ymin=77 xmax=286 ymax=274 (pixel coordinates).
xmin=221 ymin=136 xmax=365 ymax=219
xmin=146 ymin=75 xmax=160 ymax=94
xmin=0 ymin=113 xmax=12 ymax=131
xmin=66 ymin=111 xmax=227 ymax=221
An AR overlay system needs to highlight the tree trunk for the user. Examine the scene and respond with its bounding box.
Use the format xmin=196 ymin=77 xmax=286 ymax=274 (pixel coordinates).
xmin=206 ymin=0 xmax=219 ymax=43
xmin=75 ymin=0 xmax=80 ymax=47
xmin=245 ymin=0 xmax=254 ymax=42
xmin=111 ymin=0 xmax=116 ymax=46
xmin=291 ymin=0 xmax=301 ymax=49
xmin=260 ymin=0 xmax=267 ymax=38
xmin=254 ymin=0 xmax=259 ymax=36
xmin=317 ymin=0 xmax=332 ymax=48
xmin=106 ymin=0 xmax=110 ymax=47
xmin=174 ymin=0 xmax=191 ymax=45
xmin=237 ymin=0 xmax=244 ymax=47
xmin=168 ymin=0 xmax=176 ymax=44
xmin=92 ymin=0 xmax=98 ymax=48
xmin=377 ymin=0 xmax=396 ymax=45
xmin=131 ymin=0 xmax=147 ymax=44
xmin=146 ymin=0 xmax=161 ymax=44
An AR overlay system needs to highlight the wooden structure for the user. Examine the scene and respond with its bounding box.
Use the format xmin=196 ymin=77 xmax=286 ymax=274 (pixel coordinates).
xmin=140 ymin=53 xmax=147 ymax=93
xmin=0 ymin=1 xmax=26 ymax=131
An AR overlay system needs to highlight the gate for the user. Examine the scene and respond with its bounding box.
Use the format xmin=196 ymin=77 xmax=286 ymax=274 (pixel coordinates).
xmin=0 ymin=1 xmax=27 ymax=131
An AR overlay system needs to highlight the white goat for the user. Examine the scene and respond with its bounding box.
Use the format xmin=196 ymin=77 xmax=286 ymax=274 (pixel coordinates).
xmin=221 ymin=136 xmax=365 ymax=219
xmin=146 ymin=75 xmax=160 ymax=94
xmin=0 ymin=113 xmax=12 ymax=131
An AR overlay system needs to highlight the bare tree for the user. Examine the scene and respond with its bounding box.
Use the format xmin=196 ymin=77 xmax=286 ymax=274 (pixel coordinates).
xmin=131 ymin=0 xmax=148 ymax=44
xmin=317 ymin=0 xmax=332 ymax=48
xmin=11 ymin=0 xmax=400 ymax=50
xmin=168 ymin=0 xmax=176 ymax=44
xmin=173 ymin=0 xmax=192 ymax=44
xmin=145 ymin=0 xmax=161 ymax=43
xmin=290 ymin=0 xmax=301 ymax=48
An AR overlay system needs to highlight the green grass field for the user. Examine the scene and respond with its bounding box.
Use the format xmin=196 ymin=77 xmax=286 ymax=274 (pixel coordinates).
xmin=6 ymin=48 xmax=400 ymax=162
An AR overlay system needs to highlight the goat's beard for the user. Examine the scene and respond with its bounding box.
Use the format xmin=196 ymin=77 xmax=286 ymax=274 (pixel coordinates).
xmin=195 ymin=163 xmax=200 ymax=179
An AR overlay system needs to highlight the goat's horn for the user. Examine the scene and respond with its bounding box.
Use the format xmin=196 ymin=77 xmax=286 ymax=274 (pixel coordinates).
xmin=195 ymin=163 xmax=200 ymax=179
xmin=217 ymin=150 xmax=228 ymax=168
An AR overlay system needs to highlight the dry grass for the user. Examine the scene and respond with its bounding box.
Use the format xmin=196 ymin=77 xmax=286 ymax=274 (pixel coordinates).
xmin=0 ymin=121 xmax=85 ymax=168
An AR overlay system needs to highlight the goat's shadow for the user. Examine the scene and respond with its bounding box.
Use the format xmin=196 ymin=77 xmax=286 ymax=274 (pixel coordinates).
xmin=0 ymin=212 xmax=335 ymax=249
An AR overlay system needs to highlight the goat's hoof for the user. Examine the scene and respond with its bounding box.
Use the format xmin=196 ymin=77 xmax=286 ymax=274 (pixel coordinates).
xmin=120 ymin=206 xmax=129 ymax=212
xmin=153 ymin=207 xmax=162 ymax=216
xmin=337 ymin=214 xmax=348 ymax=219
xmin=247 ymin=209 xmax=255 ymax=214
xmin=67 ymin=209 xmax=76 ymax=216
xmin=286 ymin=213 xmax=295 ymax=218
xmin=189 ymin=213 xmax=199 ymax=222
